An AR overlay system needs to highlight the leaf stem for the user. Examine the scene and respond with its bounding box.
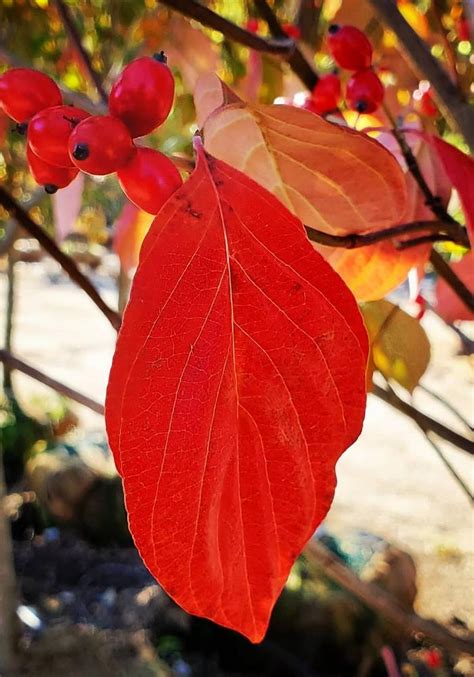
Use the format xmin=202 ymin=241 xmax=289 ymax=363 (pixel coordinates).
xmin=0 ymin=186 xmax=122 ymax=331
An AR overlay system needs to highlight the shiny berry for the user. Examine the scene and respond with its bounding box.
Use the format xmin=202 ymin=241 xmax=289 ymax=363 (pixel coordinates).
xmin=68 ymin=115 xmax=135 ymax=175
xmin=0 ymin=68 xmax=62 ymax=124
xmin=28 ymin=105 xmax=90 ymax=167
xmin=327 ymin=25 xmax=373 ymax=70
xmin=425 ymin=648 xmax=442 ymax=670
xmin=282 ymin=23 xmax=301 ymax=40
xmin=311 ymin=73 xmax=341 ymax=114
xmin=109 ymin=53 xmax=175 ymax=138
xmin=345 ymin=69 xmax=384 ymax=113
xmin=246 ymin=18 xmax=259 ymax=33
xmin=418 ymin=90 xmax=438 ymax=118
xmin=117 ymin=147 xmax=183 ymax=215
xmin=456 ymin=17 xmax=470 ymax=41
xmin=27 ymin=143 xmax=78 ymax=193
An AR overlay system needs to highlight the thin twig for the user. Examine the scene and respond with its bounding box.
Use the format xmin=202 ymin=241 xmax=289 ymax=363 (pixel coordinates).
xmin=305 ymin=539 xmax=474 ymax=657
xmin=430 ymin=250 xmax=474 ymax=313
xmin=419 ymin=384 xmax=474 ymax=433
xmin=0 ymin=186 xmax=121 ymax=331
xmin=372 ymin=383 xmax=474 ymax=455
xmin=368 ymin=0 xmax=474 ymax=148
xmin=305 ymin=220 xmax=469 ymax=249
xmin=0 ymin=349 xmax=105 ymax=415
xmin=159 ymin=0 xmax=294 ymax=55
xmin=423 ymin=432 xmax=473 ymax=505
xmin=53 ymin=0 xmax=108 ymax=105
xmin=380 ymin=116 xmax=473 ymax=312
xmin=384 ymin=116 xmax=458 ymax=227
xmin=253 ymin=0 xmax=319 ymax=89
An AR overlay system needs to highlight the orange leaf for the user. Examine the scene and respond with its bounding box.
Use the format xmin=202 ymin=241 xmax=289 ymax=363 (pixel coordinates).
xmin=113 ymin=201 xmax=154 ymax=273
xmin=106 ymin=140 xmax=368 ymax=643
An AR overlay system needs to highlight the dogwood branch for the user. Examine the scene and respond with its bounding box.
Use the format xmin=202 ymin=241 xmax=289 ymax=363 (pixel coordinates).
xmin=0 ymin=186 xmax=122 ymax=331
xmin=0 ymin=349 xmax=105 ymax=415
xmin=305 ymin=219 xmax=469 ymax=249
xmin=368 ymin=0 xmax=474 ymax=148
xmin=159 ymin=0 xmax=293 ymax=54
xmin=53 ymin=0 xmax=108 ymax=105
xmin=380 ymin=120 xmax=473 ymax=313
xmin=372 ymin=383 xmax=474 ymax=455
xmin=159 ymin=0 xmax=320 ymax=90
xmin=253 ymin=0 xmax=319 ymax=89
xmin=305 ymin=539 xmax=474 ymax=657
xmin=430 ymin=250 xmax=474 ymax=313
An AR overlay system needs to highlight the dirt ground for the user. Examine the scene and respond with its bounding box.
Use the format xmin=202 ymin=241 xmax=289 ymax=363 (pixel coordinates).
xmin=1 ymin=260 xmax=473 ymax=628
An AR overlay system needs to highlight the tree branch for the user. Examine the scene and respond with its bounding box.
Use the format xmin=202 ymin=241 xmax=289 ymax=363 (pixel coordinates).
xmin=0 ymin=186 xmax=121 ymax=331
xmin=253 ymin=0 xmax=319 ymax=89
xmin=430 ymin=250 xmax=474 ymax=313
xmin=372 ymin=383 xmax=474 ymax=455
xmin=0 ymin=349 xmax=105 ymax=415
xmin=305 ymin=219 xmax=469 ymax=249
xmin=159 ymin=0 xmax=294 ymax=55
xmin=368 ymin=0 xmax=474 ymax=148
xmin=53 ymin=0 xmax=108 ymax=105
xmin=304 ymin=540 xmax=474 ymax=657
xmin=395 ymin=234 xmax=456 ymax=249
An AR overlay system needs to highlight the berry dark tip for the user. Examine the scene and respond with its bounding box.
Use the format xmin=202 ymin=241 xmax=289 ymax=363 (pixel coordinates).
xmin=15 ymin=122 xmax=28 ymax=135
xmin=44 ymin=184 xmax=58 ymax=194
xmin=72 ymin=143 xmax=89 ymax=161
xmin=355 ymin=100 xmax=368 ymax=113
xmin=328 ymin=24 xmax=340 ymax=34
xmin=153 ymin=50 xmax=168 ymax=64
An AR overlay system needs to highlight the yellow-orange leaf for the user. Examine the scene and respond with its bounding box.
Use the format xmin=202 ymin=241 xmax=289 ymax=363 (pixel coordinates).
xmin=362 ymin=299 xmax=430 ymax=392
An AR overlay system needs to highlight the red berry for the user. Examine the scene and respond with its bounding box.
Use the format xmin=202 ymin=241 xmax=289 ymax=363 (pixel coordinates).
xmin=327 ymin=25 xmax=373 ymax=70
xmin=414 ymin=293 xmax=426 ymax=320
xmin=109 ymin=53 xmax=175 ymax=138
xmin=345 ymin=69 xmax=384 ymax=113
xmin=68 ymin=115 xmax=135 ymax=175
xmin=418 ymin=90 xmax=438 ymax=118
xmin=425 ymin=648 xmax=442 ymax=669
xmin=457 ymin=17 xmax=470 ymax=41
xmin=0 ymin=68 xmax=62 ymax=124
xmin=246 ymin=18 xmax=259 ymax=33
xmin=27 ymin=143 xmax=78 ymax=193
xmin=28 ymin=105 xmax=90 ymax=167
xmin=282 ymin=23 xmax=301 ymax=40
xmin=117 ymin=147 xmax=183 ymax=214
xmin=311 ymin=73 xmax=341 ymax=114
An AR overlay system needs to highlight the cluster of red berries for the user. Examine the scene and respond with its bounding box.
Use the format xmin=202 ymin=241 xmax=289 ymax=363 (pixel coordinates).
xmin=305 ymin=25 xmax=384 ymax=116
xmin=0 ymin=53 xmax=182 ymax=215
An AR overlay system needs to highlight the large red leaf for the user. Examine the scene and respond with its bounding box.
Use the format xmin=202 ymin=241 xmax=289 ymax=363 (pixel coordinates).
xmin=105 ymin=139 xmax=368 ymax=643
